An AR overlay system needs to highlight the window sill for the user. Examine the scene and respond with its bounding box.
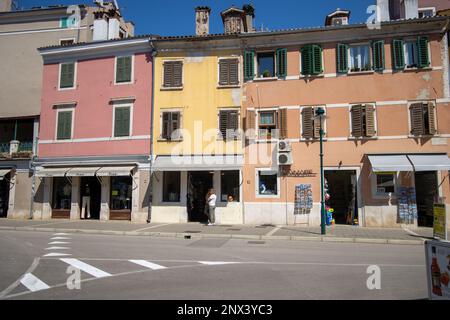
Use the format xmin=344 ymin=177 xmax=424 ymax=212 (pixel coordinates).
xmin=300 ymin=74 xmax=325 ymax=79
xmin=58 ymin=86 xmax=76 ymax=91
xmin=253 ymin=77 xmax=279 ymax=82
xmin=160 ymin=87 xmax=184 ymax=91
xmin=256 ymin=194 xmax=281 ymax=199
xmin=348 ymin=136 xmax=378 ymax=141
xmin=403 ymin=67 xmax=432 ymax=72
xmin=114 ymin=81 xmax=134 ymax=86
xmin=347 ymin=70 xmax=374 ymax=75
xmin=217 ymin=84 xmax=241 ymax=89
xmin=408 ymin=134 xmax=436 ymax=139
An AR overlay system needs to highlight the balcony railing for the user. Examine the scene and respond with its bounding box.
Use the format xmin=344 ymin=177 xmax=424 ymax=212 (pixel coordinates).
xmin=0 ymin=143 xmax=9 ymax=153
xmin=18 ymin=142 xmax=33 ymax=152
xmin=0 ymin=141 xmax=33 ymax=158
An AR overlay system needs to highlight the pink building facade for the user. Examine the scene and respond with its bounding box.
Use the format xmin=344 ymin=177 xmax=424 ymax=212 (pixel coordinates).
xmin=34 ymin=38 xmax=153 ymax=222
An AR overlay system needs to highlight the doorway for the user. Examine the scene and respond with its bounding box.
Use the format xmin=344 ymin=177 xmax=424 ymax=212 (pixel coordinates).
xmin=324 ymin=170 xmax=358 ymax=225
xmin=80 ymin=177 xmax=101 ymax=220
xmin=187 ymin=171 xmax=213 ymax=223
xmin=415 ymin=171 xmax=438 ymax=228
xmin=0 ymin=174 xmax=10 ymax=218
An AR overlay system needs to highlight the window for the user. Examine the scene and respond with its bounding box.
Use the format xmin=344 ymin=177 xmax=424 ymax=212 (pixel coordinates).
xmin=219 ymin=110 xmax=239 ymax=140
xmin=60 ymin=39 xmax=75 ymax=46
xmin=115 ymin=56 xmax=133 ymax=84
xmin=409 ymin=102 xmax=437 ymax=136
xmin=59 ymin=62 xmax=75 ymax=89
xmin=393 ymin=37 xmax=430 ymax=70
xmin=219 ymin=58 xmax=239 ymax=86
xmin=163 ymin=61 xmax=183 ymax=88
xmin=258 ymin=111 xmax=277 ymax=139
xmin=161 ymin=111 xmax=181 ymax=140
xmin=349 ymin=44 xmax=371 ymax=72
xmin=60 ymin=17 xmax=69 ymax=29
xmin=221 ymin=171 xmax=240 ymax=202
xmin=350 ymin=104 xmax=376 ymax=138
xmin=113 ymin=106 xmax=131 ymax=137
xmin=257 ymin=52 xmax=275 ymax=78
xmin=405 ymin=40 xmax=419 ymax=68
xmin=163 ymin=172 xmax=181 ymax=202
xmin=52 ymin=178 xmax=71 ymax=210
xmin=301 ymin=45 xmax=323 ymax=76
xmin=302 ymin=107 xmax=324 ymax=139
xmin=419 ymin=8 xmax=435 ymax=18
xmin=110 ymin=177 xmax=132 ymax=210
xmin=376 ymin=174 xmax=395 ymax=195
xmin=257 ymin=170 xmax=279 ymax=196
xmin=56 ymin=110 xmax=73 ymax=140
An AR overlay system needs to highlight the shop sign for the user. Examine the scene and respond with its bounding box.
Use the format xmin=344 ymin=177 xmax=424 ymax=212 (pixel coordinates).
xmin=434 ymin=204 xmax=447 ymax=240
xmin=425 ymin=240 xmax=450 ymax=300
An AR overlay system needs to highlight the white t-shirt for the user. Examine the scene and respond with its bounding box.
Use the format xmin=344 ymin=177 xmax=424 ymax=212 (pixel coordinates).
xmin=208 ymin=194 xmax=217 ymax=207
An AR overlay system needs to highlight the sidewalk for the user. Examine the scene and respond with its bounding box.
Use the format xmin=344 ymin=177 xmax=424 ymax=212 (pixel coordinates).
xmin=0 ymin=219 xmax=433 ymax=245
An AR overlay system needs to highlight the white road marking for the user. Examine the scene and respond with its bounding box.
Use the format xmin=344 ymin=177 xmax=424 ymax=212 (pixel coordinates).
xmin=50 ymin=237 xmax=71 ymax=240
xmin=264 ymin=227 xmax=280 ymax=237
xmin=43 ymin=253 xmax=72 ymax=257
xmin=60 ymin=259 xmax=112 ymax=278
xmin=132 ymin=223 xmax=172 ymax=232
xmin=199 ymin=261 xmax=241 ymax=266
xmin=48 ymin=241 xmax=70 ymax=245
xmin=20 ymin=274 xmax=50 ymax=292
xmin=129 ymin=260 xmax=167 ymax=270
xmin=53 ymin=233 xmax=70 ymax=236
xmin=45 ymin=247 xmax=70 ymax=250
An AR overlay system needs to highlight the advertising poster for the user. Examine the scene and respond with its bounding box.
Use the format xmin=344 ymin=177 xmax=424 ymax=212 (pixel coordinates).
xmin=433 ymin=204 xmax=447 ymax=240
xmin=425 ymin=241 xmax=450 ymax=300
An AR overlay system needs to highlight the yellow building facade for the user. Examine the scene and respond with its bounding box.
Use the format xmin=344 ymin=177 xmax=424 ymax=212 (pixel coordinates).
xmin=150 ymin=35 xmax=245 ymax=224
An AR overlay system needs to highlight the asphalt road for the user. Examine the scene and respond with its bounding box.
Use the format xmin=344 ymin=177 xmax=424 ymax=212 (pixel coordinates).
xmin=0 ymin=230 xmax=428 ymax=300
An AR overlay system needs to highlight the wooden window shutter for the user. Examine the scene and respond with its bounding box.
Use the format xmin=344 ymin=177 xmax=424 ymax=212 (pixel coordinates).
xmin=336 ymin=43 xmax=348 ymax=73
xmin=219 ymin=60 xmax=229 ymax=86
xmin=60 ymin=63 xmax=75 ymax=88
xmin=244 ymin=50 xmax=255 ymax=81
xmin=173 ymin=61 xmax=183 ymax=87
xmin=313 ymin=108 xmax=322 ymax=139
xmin=311 ymin=45 xmax=323 ymax=75
xmin=278 ymin=109 xmax=288 ymax=139
xmin=302 ymin=107 xmax=314 ymax=139
xmin=228 ymin=111 xmax=239 ymax=139
xmin=116 ymin=56 xmax=132 ymax=83
xmin=351 ymin=105 xmax=363 ymax=137
xmin=417 ymin=36 xmax=430 ymax=68
xmin=114 ymin=107 xmax=130 ymax=137
xmin=246 ymin=110 xmax=256 ymax=140
xmin=171 ymin=112 xmax=181 ymax=140
xmin=162 ymin=112 xmax=170 ymax=139
xmin=57 ymin=111 xmax=72 ymax=140
xmin=219 ymin=111 xmax=228 ymax=139
xmin=229 ymin=59 xmax=239 ymax=85
xmin=365 ymin=104 xmax=376 ymax=137
xmin=276 ymin=48 xmax=287 ymax=78
xmin=427 ymin=102 xmax=437 ymax=135
xmin=163 ymin=62 xmax=173 ymax=87
xmin=301 ymin=45 xmax=312 ymax=75
xmin=392 ymin=39 xmax=405 ymax=70
xmin=410 ymin=103 xmax=425 ymax=136
xmin=372 ymin=40 xmax=385 ymax=71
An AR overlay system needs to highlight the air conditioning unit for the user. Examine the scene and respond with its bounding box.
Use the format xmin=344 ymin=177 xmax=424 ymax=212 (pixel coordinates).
xmin=277 ymin=152 xmax=293 ymax=166
xmin=278 ymin=140 xmax=292 ymax=152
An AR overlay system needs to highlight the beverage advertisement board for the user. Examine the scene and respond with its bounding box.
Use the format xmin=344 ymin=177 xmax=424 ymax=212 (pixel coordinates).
xmin=425 ymin=241 xmax=450 ymax=300
xmin=433 ymin=204 xmax=447 ymax=240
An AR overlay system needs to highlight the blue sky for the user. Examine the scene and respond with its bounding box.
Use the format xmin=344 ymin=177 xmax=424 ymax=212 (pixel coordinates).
xmin=20 ymin=0 xmax=375 ymax=36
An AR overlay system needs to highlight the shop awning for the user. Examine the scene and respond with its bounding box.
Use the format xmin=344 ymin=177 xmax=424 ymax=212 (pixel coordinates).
xmin=36 ymin=167 xmax=101 ymax=177
xmin=408 ymin=154 xmax=450 ymax=172
xmin=35 ymin=167 xmax=67 ymax=178
xmin=368 ymin=155 xmax=414 ymax=172
xmin=96 ymin=166 xmax=135 ymax=177
xmin=152 ymin=155 xmax=244 ymax=171
xmin=0 ymin=169 xmax=11 ymax=180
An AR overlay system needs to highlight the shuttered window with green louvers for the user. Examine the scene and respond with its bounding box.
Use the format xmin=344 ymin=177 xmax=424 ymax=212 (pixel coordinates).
xmin=57 ymin=111 xmax=73 ymax=140
xmin=336 ymin=43 xmax=348 ymax=73
xmin=114 ymin=107 xmax=131 ymax=137
xmin=372 ymin=40 xmax=385 ymax=71
xmin=116 ymin=56 xmax=132 ymax=83
xmin=392 ymin=39 xmax=405 ymax=70
xmin=244 ymin=50 xmax=255 ymax=81
xmin=301 ymin=45 xmax=323 ymax=75
xmin=276 ymin=48 xmax=287 ymax=78
xmin=60 ymin=62 xmax=75 ymax=89
xmin=417 ymin=36 xmax=430 ymax=68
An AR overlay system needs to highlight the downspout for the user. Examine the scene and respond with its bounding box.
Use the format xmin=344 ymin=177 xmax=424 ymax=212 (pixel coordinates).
xmin=147 ymin=40 xmax=157 ymax=223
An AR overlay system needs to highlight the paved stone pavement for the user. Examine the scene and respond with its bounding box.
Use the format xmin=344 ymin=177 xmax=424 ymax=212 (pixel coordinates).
xmin=0 ymin=219 xmax=434 ymax=245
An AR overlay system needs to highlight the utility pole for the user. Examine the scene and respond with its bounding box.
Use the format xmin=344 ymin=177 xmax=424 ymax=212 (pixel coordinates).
xmin=316 ymin=107 xmax=326 ymax=235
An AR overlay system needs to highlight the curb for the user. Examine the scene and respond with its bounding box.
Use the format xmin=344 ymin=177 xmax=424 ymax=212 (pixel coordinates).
xmin=0 ymin=226 xmax=425 ymax=246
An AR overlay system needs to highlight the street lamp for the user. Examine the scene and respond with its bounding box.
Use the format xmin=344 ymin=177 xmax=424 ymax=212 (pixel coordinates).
xmin=315 ymin=107 xmax=326 ymax=235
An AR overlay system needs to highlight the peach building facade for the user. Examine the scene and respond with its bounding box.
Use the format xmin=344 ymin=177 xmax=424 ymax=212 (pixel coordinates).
xmin=240 ymin=17 xmax=450 ymax=229
xmin=34 ymin=38 xmax=153 ymax=223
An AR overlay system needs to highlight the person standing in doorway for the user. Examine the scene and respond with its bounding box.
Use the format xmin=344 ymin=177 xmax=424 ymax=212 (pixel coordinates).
xmin=207 ymin=189 xmax=217 ymax=226
xmin=81 ymin=184 xmax=91 ymax=220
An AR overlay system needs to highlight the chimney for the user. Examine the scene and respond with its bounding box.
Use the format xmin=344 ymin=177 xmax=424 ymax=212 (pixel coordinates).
xmin=325 ymin=8 xmax=350 ymax=26
xmin=93 ymin=11 xmax=109 ymax=41
xmin=243 ymin=4 xmax=255 ymax=32
xmin=107 ymin=9 xmax=121 ymax=39
xmin=195 ymin=6 xmax=211 ymax=36
xmin=0 ymin=0 xmax=13 ymax=12
xmin=221 ymin=7 xmax=245 ymax=34
xmin=403 ymin=0 xmax=418 ymax=19
xmin=377 ymin=0 xmax=391 ymax=21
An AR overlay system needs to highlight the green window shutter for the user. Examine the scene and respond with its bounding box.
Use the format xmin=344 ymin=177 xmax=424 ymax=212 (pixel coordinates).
xmin=60 ymin=63 xmax=75 ymax=88
xmin=417 ymin=36 xmax=430 ymax=68
xmin=57 ymin=111 xmax=72 ymax=140
xmin=372 ymin=40 xmax=385 ymax=71
xmin=276 ymin=48 xmax=287 ymax=78
xmin=392 ymin=39 xmax=405 ymax=70
xmin=60 ymin=17 xmax=68 ymax=28
xmin=336 ymin=43 xmax=348 ymax=73
xmin=244 ymin=50 xmax=255 ymax=81
xmin=114 ymin=107 xmax=131 ymax=137
xmin=116 ymin=56 xmax=132 ymax=83
xmin=301 ymin=45 xmax=312 ymax=75
xmin=311 ymin=45 xmax=323 ymax=75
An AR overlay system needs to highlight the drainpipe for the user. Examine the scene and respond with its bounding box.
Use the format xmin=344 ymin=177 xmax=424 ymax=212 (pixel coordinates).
xmin=147 ymin=40 xmax=157 ymax=223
